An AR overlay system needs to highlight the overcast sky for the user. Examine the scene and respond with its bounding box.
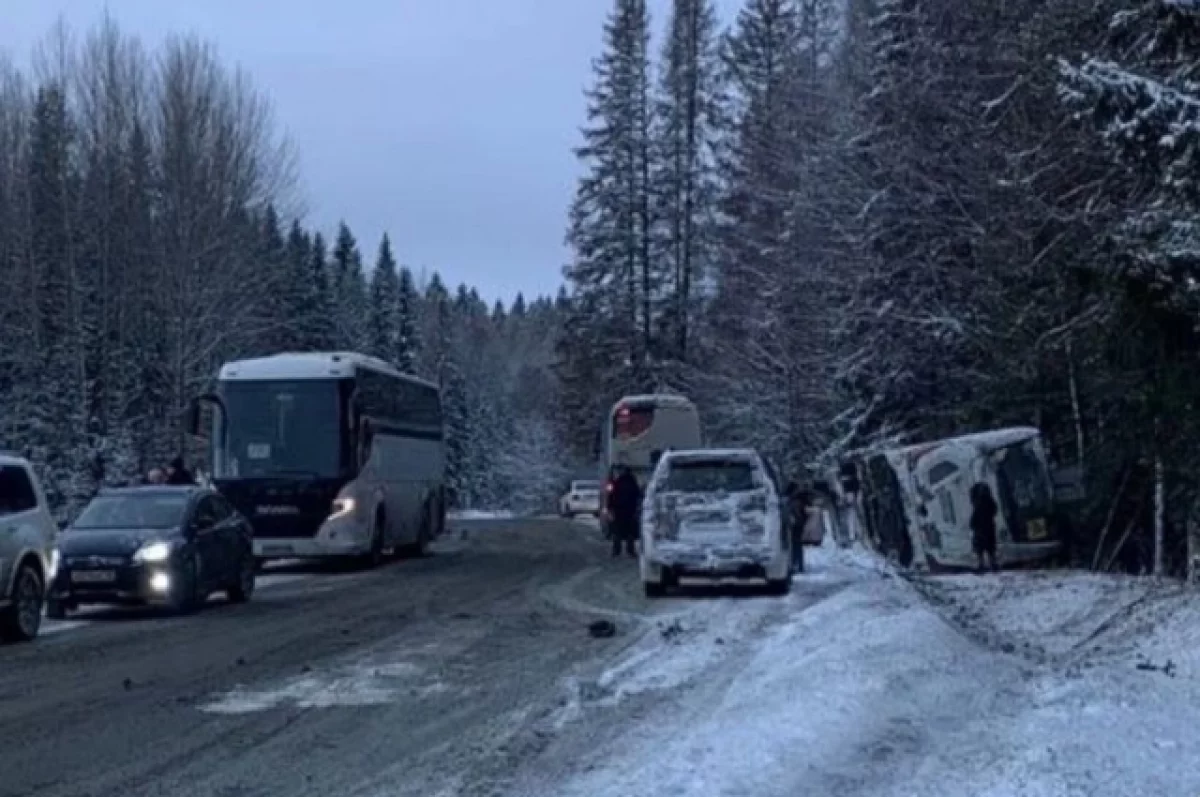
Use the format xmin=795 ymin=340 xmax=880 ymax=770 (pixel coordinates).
xmin=1 ymin=0 xmax=741 ymax=303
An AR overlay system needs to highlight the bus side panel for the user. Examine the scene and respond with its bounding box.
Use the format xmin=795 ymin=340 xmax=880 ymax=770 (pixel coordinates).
xmin=370 ymin=431 xmax=443 ymax=545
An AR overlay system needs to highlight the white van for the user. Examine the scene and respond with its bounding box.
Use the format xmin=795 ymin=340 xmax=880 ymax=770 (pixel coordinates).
xmin=0 ymin=454 xmax=57 ymax=642
xmin=638 ymin=449 xmax=791 ymax=597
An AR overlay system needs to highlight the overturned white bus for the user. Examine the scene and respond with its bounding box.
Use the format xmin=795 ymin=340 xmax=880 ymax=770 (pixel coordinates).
xmin=850 ymin=427 xmax=1072 ymax=571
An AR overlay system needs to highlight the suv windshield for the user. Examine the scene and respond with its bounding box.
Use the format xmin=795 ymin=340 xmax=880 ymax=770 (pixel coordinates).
xmin=73 ymin=495 xmax=188 ymax=530
xmin=664 ymin=459 xmax=757 ymax=492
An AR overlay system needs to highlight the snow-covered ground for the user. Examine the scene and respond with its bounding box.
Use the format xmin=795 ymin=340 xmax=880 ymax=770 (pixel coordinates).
xmin=524 ymin=546 xmax=1200 ymax=797
xmin=448 ymin=509 xmax=515 ymax=521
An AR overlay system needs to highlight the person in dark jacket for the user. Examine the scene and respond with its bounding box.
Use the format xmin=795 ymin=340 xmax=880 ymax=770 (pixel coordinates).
xmin=607 ymin=465 xmax=642 ymax=558
xmin=165 ymin=456 xmax=195 ymax=486
xmin=784 ymin=481 xmax=811 ymax=574
xmin=969 ymin=481 xmax=999 ymax=572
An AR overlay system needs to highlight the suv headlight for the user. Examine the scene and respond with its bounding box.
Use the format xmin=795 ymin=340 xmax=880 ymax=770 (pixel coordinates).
xmin=133 ymin=540 xmax=174 ymax=563
xmin=48 ymin=548 xmax=61 ymax=578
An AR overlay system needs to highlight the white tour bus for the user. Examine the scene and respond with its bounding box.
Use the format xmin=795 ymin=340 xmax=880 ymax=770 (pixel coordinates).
xmin=600 ymin=394 xmax=703 ymax=535
xmin=188 ymin=352 xmax=446 ymax=566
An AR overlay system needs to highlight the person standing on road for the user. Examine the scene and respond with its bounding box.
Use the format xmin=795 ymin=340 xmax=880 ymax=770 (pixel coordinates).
xmin=970 ymin=482 xmax=999 ymax=572
xmin=784 ymin=481 xmax=811 ymax=574
xmin=608 ymin=465 xmax=641 ymax=559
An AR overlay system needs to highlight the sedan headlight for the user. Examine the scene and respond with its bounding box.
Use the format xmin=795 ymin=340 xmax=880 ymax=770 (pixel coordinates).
xmin=133 ymin=540 xmax=174 ymax=563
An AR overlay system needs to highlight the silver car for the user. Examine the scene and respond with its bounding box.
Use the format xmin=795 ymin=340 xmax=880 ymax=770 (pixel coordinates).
xmin=0 ymin=453 xmax=57 ymax=642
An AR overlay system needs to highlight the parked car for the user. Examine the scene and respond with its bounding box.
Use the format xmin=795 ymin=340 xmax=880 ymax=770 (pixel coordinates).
xmin=48 ymin=485 xmax=256 ymax=618
xmin=638 ymin=448 xmax=791 ymax=597
xmin=0 ymin=453 xmax=57 ymax=642
xmin=560 ymin=480 xmax=602 ymax=517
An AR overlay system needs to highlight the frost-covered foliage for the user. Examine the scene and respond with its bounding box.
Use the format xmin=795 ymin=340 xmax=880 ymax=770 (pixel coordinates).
xmin=0 ymin=19 xmax=572 ymax=517
xmin=559 ymin=0 xmax=1200 ymax=575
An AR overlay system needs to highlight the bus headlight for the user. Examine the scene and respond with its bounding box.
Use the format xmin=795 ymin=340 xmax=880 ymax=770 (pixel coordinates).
xmin=330 ymin=497 xmax=356 ymax=519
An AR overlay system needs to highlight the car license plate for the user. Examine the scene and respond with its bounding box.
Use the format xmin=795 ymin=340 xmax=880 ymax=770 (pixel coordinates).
xmin=72 ymin=570 xmax=116 ymax=584
xmin=262 ymin=544 xmax=293 ymax=556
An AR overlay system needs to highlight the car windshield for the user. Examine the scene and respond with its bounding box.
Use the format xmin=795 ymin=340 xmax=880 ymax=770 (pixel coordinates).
xmin=73 ymin=494 xmax=187 ymax=530
xmin=573 ymin=481 xmax=600 ymax=492
xmin=663 ymin=459 xmax=757 ymax=493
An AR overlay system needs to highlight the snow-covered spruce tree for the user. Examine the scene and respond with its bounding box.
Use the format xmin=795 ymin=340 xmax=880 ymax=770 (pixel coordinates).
xmin=26 ymin=82 xmax=90 ymax=514
xmin=1060 ymin=0 xmax=1200 ymax=576
xmin=558 ymin=0 xmax=656 ymax=458
xmin=299 ymin=232 xmax=337 ymax=351
xmin=330 ymin=221 xmax=369 ymax=352
xmin=367 ymin=234 xmax=400 ymax=363
xmin=652 ymin=0 xmax=724 ymax=373
xmin=394 ymin=266 xmax=419 ymax=373
xmin=254 ymin=205 xmax=289 ymax=354
xmin=417 ymin=272 xmax=453 ymax=385
xmin=698 ymin=0 xmax=817 ymax=467
xmin=279 ymin=219 xmax=313 ymax=351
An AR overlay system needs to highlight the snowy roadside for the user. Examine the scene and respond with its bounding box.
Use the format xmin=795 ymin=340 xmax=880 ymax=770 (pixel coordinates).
xmin=516 ymin=547 xmax=1200 ymax=797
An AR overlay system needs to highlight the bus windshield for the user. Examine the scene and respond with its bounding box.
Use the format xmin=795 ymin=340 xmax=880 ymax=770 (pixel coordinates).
xmin=215 ymin=380 xmax=343 ymax=479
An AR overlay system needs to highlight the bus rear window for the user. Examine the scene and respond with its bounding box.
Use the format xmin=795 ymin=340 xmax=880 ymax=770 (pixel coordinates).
xmin=613 ymin=405 xmax=654 ymax=439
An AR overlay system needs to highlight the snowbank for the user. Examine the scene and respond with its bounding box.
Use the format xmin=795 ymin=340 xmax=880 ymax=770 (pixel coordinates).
xmin=530 ymin=561 xmax=1200 ymax=797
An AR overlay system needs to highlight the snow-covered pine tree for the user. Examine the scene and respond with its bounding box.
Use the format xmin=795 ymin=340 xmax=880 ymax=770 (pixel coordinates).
xmin=279 ymin=219 xmax=312 ymax=352
xmin=27 ymin=82 xmax=90 ymax=513
xmin=394 ymin=265 xmax=419 ymax=373
xmin=698 ymin=0 xmax=804 ymax=460
xmin=256 ymin=205 xmax=289 ymax=353
xmin=330 ymin=221 xmax=369 ymax=352
xmin=299 ymin=232 xmax=337 ymax=351
xmin=559 ymin=0 xmax=656 ymax=458
xmin=418 ymin=272 xmax=453 ymax=384
xmin=367 ymin=234 xmax=400 ymax=364
xmin=1059 ymin=0 xmax=1200 ymax=576
xmin=652 ymin=0 xmax=723 ymax=370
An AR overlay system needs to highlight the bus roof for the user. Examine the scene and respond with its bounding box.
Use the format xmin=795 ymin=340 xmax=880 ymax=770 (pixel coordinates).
xmin=610 ymin=393 xmax=696 ymax=413
xmin=895 ymin=426 xmax=1039 ymax=456
xmin=218 ymin=352 xmax=437 ymax=389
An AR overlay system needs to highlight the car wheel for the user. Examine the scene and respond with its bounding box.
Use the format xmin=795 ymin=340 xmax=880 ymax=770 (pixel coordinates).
xmin=0 ymin=563 xmax=44 ymax=642
xmin=227 ymin=550 xmax=256 ymax=603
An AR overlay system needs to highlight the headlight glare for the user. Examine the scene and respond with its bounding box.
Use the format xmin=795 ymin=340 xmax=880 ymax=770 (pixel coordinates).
xmin=330 ymin=497 xmax=356 ymax=518
xmin=134 ymin=540 xmax=173 ymax=563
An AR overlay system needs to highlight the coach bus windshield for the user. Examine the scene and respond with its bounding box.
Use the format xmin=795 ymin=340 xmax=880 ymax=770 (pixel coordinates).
xmin=214 ymin=380 xmax=343 ymax=479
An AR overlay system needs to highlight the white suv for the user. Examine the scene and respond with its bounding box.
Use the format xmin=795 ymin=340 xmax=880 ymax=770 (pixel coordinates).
xmin=0 ymin=454 xmax=57 ymax=642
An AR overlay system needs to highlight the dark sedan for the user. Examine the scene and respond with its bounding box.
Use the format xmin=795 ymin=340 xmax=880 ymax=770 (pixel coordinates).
xmin=48 ymin=486 xmax=256 ymax=617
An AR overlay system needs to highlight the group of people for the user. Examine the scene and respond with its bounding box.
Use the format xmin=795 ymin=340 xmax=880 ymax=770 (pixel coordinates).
xmin=144 ymin=456 xmax=196 ymax=487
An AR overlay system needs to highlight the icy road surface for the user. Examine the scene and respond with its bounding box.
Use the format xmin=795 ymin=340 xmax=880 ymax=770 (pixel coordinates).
xmin=2 ymin=518 xmax=1197 ymax=797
